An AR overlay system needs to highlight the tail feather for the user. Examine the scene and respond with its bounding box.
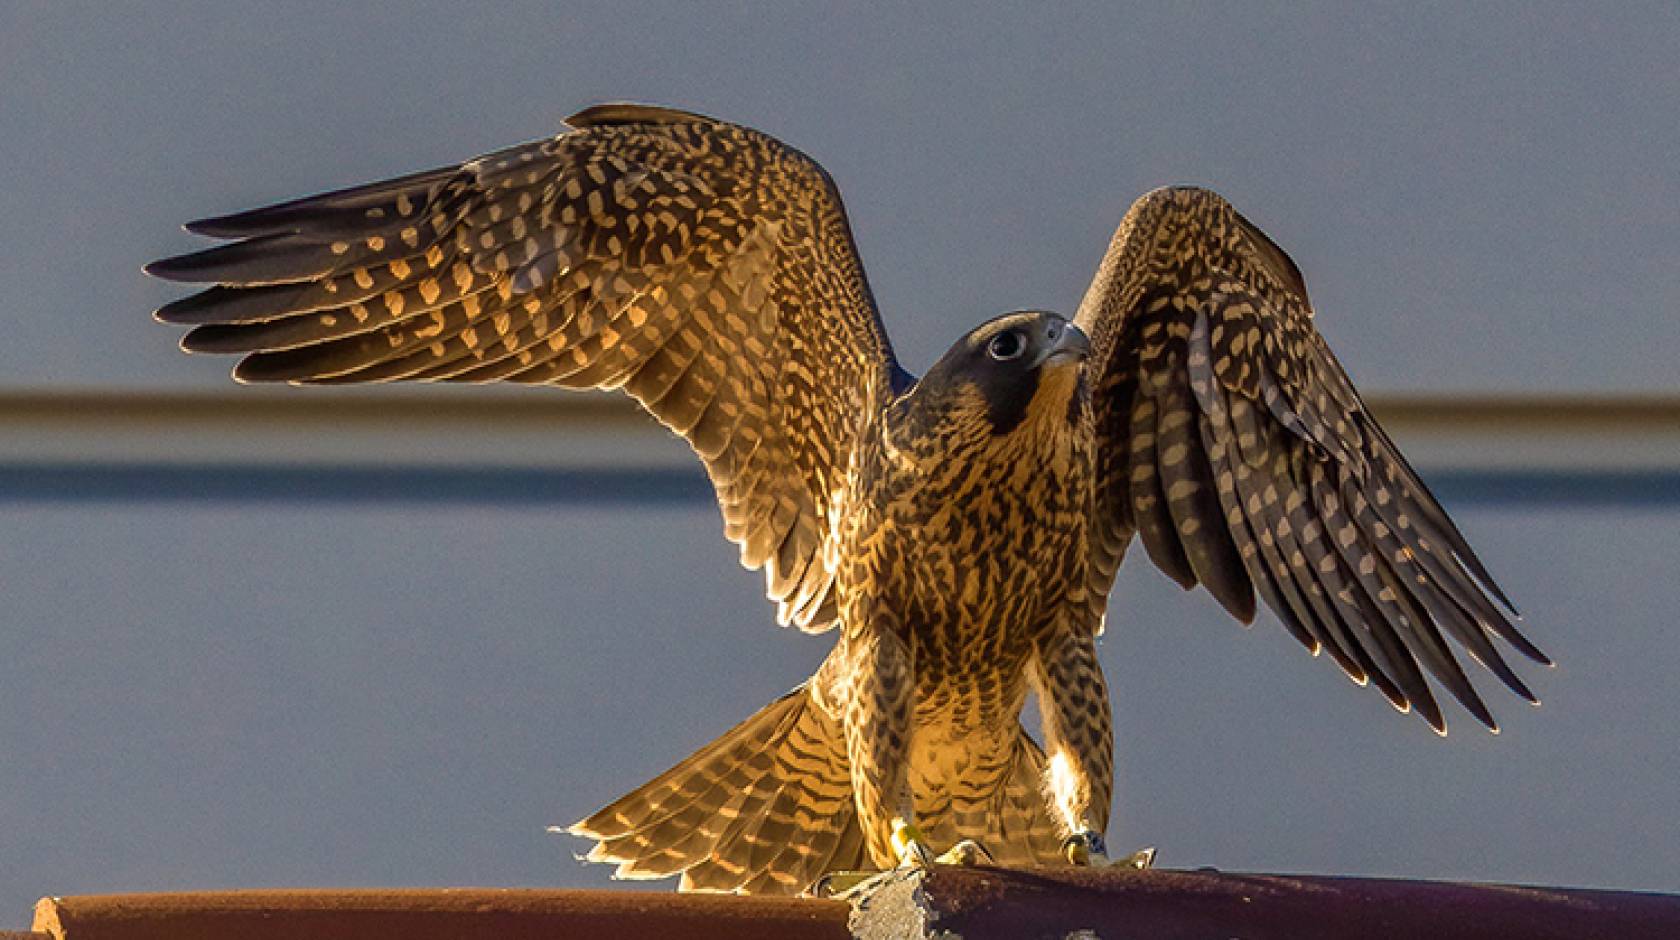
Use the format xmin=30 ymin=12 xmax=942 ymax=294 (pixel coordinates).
xmin=677 ymin=701 xmax=856 ymax=893
xmin=681 ymin=785 xmax=800 ymax=891
xmin=569 ymin=682 xmax=857 ymax=895
xmin=580 ymin=699 xmax=800 ymax=880
xmin=598 ymin=787 xmax=755 ymax=880
xmin=727 ymin=700 xmax=862 ymax=888
xmin=926 ymin=729 xmax=1065 ymax=869
xmin=741 ymin=800 xmax=867 ymax=894
xmin=572 ymin=686 xmax=804 ymax=843
xmin=817 ymin=812 xmax=869 ymax=876
xmin=594 ymin=736 xmax=784 ymax=878
xmin=987 ymin=733 xmax=1065 ymax=867
xmin=571 ymin=691 xmax=1070 ymax=893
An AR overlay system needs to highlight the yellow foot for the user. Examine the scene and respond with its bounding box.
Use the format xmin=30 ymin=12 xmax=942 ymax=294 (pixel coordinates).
xmin=891 ymin=820 xmax=935 ymax=868
xmin=812 ymin=828 xmax=996 ymax=898
xmin=894 ymin=822 xmax=996 ymax=867
xmin=935 ymin=838 xmax=995 ymax=866
xmin=1062 ymin=830 xmax=1156 ymax=870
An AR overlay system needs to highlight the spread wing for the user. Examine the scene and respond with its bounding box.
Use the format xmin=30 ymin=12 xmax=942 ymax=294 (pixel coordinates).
xmin=1073 ymin=186 xmax=1548 ymax=733
xmin=147 ymin=103 xmax=911 ymax=632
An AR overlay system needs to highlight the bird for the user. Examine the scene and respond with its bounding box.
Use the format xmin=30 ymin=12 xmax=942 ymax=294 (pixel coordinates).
xmin=146 ymin=102 xmax=1549 ymax=896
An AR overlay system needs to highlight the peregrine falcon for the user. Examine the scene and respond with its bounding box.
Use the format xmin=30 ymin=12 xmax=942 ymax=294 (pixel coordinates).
xmin=147 ymin=103 xmax=1548 ymax=895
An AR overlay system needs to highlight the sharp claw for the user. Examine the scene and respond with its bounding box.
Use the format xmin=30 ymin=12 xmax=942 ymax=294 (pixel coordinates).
xmin=813 ymin=870 xmax=880 ymax=898
xmin=818 ymin=823 xmax=993 ymax=899
xmin=1120 ymin=846 xmax=1157 ymax=870
xmin=1062 ymin=829 xmax=1107 ymax=865
xmin=935 ymin=839 xmax=995 ymax=866
xmin=1063 ymin=831 xmax=1154 ymax=869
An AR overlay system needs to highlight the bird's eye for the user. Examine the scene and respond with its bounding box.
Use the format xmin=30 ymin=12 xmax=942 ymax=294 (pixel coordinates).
xmin=987 ymin=330 xmax=1027 ymax=361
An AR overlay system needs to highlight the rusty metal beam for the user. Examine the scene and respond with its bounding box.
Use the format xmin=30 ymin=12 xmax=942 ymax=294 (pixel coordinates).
xmin=20 ymin=871 xmax=1680 ymax=940
xmin=29 ymin=888 xmax=850 ymax=940
xmin=847 ymin=866 xmax=1680 ymax=940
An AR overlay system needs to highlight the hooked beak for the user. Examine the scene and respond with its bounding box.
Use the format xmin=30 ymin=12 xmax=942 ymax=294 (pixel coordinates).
xmin=1034 ymin=319 xmax=1091 ymax=369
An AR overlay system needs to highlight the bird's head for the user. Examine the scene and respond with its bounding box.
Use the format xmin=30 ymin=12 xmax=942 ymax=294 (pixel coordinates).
xmin=896 ymin=311 xmax=1091 ymax=448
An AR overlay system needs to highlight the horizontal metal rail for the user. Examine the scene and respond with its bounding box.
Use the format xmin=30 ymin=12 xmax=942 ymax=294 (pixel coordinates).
xmin=0 ymin=390 xmax=1675 ymax=505
xmin=17 ymin=871 xmax=1680 ymax=940
xmin=22 ymin=888 xmax=850 ymax=940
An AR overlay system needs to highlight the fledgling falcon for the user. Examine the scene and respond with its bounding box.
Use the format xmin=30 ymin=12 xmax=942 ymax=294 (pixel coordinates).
xmin=148 ymin=103 xmax=1548 ymax=895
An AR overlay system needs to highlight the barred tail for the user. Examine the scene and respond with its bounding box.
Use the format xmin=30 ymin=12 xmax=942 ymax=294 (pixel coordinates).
xmin=986 ymin=729 xmax=1069 ymax=867
xmin=567 ymin=683 xmax=865 ymax=895
xmin=917 ymin=725 xmax=1067 ymax=869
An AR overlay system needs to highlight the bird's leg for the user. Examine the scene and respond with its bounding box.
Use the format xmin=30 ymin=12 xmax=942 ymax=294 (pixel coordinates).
xmin=811 ymin=627 xmax=929 ymax=898
xmin=840 ymin=627 xmax=925 ymax=869
xmin=816 ymin=626 xmax=996 ymax=899
xmin=1033 ymin=624 xmax=1151 ymax=868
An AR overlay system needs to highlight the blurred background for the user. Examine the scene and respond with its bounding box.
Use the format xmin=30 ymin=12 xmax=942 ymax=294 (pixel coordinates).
xmin=1 ymin=0 xmax=1677 ymax=918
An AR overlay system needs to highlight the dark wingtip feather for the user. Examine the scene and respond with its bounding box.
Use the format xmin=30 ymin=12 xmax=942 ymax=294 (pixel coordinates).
xmin=1456 ymin=686 xmax=1499 ymax=734
xmin=1421 ymin=702 xmax=1448 ymax=737
xmin=1369 ymin=670 xmax=1410 ymax=715
xmin=183 ymin=214 xmax=259 ymax=238
xmin=182 ymin=204 xmax=318 ymax=239
xmin=154 ymin=288 xmax=226 ymax=324
xmin=1507 ymin=628 xmax=1552 ymax=667
xmin=1225 ymin=590 xmax=1258 ymax=626
xmin=143 ymin=233 xmax=326 ymax=285
xmin=180 ymin=324 xmax=261 ymax=354
xmin=178 ymin=161 xmax=462 ymax=239
xmin=143 ymin=254 xmax=203 ymax=282
xmin=1500 ymin=669 xmax=1540 ymax=705
xmin=1480 ymin=611 xmax=1551 ymax=666
xmin=1155 ymin=558 xmax=1198 ymax=592
xmin=1473 ymin=642 xmax=1542 ymax=704
xmin=1464 ymin=562 xmax=1521 ymax=619
xmin=232 ymin=350 xmax=316 ymax=383
xmin=1194 ymin=559 xmax=1255 ymax=625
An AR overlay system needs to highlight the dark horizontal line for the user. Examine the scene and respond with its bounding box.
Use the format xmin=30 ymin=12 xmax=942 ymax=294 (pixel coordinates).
xmin=0 ymin=464 xmax=1673 ymax=508
xmin=0 ymin=465 xmax=711 ymax=505
xmin=2 ymin=388 xmax=1678 ymax=430
xmin=1423 ymin=470 xmax=1680 ymax=508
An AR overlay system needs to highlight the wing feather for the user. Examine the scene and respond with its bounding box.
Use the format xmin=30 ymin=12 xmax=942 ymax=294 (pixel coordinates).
xmin=1075 ymin=186 xmax=1546 ymax=732
xmin=1155 ymin=360 xmax=1256 ymax=624
xmin=1225 ymin=394 xmax=1340 ymax=660
xmin=1127 ymin=392 xmax=1195 ymax=590
xmin=1304 ymin=457 xmax=1441 ymax=722
xmin=150 ymin=105 xmax=909 ymax=632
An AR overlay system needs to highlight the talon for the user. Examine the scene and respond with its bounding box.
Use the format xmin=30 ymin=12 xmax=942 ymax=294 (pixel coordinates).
xmin=813 ymin=870 xmax=879 ymax=897
xmin=1062 ymin=829 xmax=1108 ymax=865
xmin=819 ymin=820 xmax=952 ymax=898
xmin=935 ymin=838 xmax=995 ymax=866
xmin=1119 ymin=845 xmax=1157 ymax=870
xmin=1062 ymin=831 xmax=1157 ymax=869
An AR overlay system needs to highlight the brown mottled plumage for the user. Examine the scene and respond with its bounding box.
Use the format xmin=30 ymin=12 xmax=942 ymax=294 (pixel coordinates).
xmin=147 ymin=104 xmax=1547 ymax=895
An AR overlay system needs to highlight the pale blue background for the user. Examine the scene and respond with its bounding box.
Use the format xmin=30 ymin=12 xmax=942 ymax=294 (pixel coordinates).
xmin=2 ymin=1 xmax=1676 ymax=392
xmin=1 ymin=1 xmax=1677 ymax=919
